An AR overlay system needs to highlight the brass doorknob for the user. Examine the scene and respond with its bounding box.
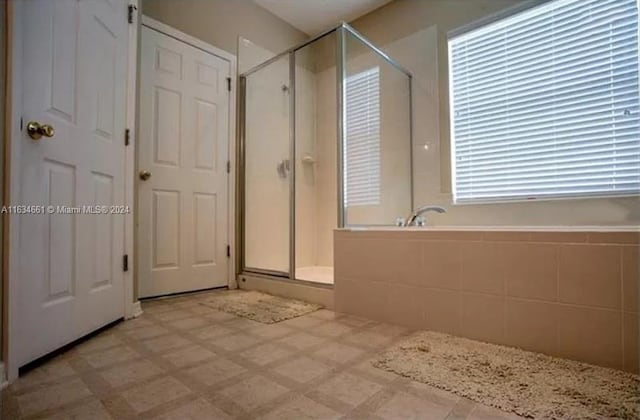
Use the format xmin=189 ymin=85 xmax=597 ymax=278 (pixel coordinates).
xmin=139 ymin=170 xmax=152 ymax=181
xmin=26 ymin=121 xmax=55 ymax=140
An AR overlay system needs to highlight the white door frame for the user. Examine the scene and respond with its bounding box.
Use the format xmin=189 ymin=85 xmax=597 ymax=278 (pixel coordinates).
xmin=125 ymin=2 xmax=142 ymax=320
xmin=6 ymin=0 xmax=141 ymax=383
xmin=139 ymin=15 xmax=238 ymax=293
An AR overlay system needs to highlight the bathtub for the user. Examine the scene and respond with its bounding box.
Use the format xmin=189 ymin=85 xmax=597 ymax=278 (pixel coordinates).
xmin=334 ymin=226 xmax=639 ymax=373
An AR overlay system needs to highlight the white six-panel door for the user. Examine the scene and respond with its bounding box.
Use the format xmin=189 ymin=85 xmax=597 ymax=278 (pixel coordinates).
xmin=138 ymin=25 xmax=230 ymax=298
xmin=17 ymin=0 xmax=128 ymax=367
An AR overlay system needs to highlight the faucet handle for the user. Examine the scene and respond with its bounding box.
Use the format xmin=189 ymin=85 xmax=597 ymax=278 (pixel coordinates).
xmin=395 ymin=217 xmax=406 ymax=227
xmin=415 ymin=216 xmax=426 ymax=227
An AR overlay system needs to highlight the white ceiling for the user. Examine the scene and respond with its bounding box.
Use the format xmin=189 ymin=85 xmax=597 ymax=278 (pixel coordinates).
xmin=254 ymin=0 xmax=394 ymax=35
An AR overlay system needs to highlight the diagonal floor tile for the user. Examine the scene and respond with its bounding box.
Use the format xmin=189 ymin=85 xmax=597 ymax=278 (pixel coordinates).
xmin=315 ymin=372 xmax=383 ymax=407
xmin=239 ymin=343 xmax=292 ymax=366
xmin=47 ymin=398 xmax=113 ymax=420
xmin=375 ymin=391 xmax=454 ymax=420
xmin=313 ymin=342 xmax=365 ymax=364
xmin=1 ymin=289 xmax=527 ymax=420
xmin=83 ymin=346 xmax=139 ymax=369
xmin=99 ymin=359 xmax=164 ymax=388
xmin=154 ymin=398 xmax=231 ymax=420
xmin=120 ymin=376 xmax=192 ymax=413
xmin=277 ymin=332 xmax=326 ymax=350
xmin=16 ymin=377 xmax=92 ymax=417
xmin=260 ymin=395 xmax=341 ymax=420
xmin=211 ymin=333 xmax=262 ymax=351
xmin=271 ymin=356 xmax=332 ymax=384
xmin=217 ymin=375 xmax=289 ymax=412
xmin=162 ymin=344 xmax=215 ymax=368
xmin=142 ymin=334 xmax=191 ymax=353
xmin=184 ymin=358 xmax=246 ymax=386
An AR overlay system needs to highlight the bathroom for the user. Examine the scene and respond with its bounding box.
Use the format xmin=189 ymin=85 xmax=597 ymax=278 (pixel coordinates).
xmin=235 ymin=0 xmax=639 ymax=383
xmin=1 ymin=0 xmax=638 ymax=418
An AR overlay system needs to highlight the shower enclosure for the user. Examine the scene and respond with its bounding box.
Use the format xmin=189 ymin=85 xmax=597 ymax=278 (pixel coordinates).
xmin=239 ymin=23 xmax=413 ymax=286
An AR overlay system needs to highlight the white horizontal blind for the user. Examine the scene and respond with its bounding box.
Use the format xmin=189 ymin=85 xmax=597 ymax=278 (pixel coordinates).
xmin=345 ymin=67 xmax=381 ymax=206
xmin=449 ymin=0 xmax=640 ymax=203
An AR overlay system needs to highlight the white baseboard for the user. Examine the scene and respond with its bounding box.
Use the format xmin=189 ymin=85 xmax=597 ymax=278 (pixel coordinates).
xmin=0 ymin=362 xmax=7 ymax=390
xmin=126 ymin=301 xmax=144 ymax=320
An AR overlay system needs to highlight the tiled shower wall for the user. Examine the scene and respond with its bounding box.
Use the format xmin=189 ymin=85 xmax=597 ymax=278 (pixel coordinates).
xmin=334 ymin=229 xmax=639 ymax=373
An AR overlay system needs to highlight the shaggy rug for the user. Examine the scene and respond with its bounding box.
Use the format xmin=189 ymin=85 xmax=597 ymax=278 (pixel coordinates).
xmin=373 ymin=331 xmax=640 ymax=419
xmin=200 ymin=290 xmax=322 ymax=323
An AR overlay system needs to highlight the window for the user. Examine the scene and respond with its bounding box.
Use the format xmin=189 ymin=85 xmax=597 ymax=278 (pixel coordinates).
xmin=344 ymin=66 xmax=381 ymax=206
xmin=448 ymin=0 xmax=640 ymax=203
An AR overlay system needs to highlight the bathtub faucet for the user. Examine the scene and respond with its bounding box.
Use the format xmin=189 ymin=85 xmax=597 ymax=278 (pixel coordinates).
xmin=403 ymin=205 xmax=446 ymax=226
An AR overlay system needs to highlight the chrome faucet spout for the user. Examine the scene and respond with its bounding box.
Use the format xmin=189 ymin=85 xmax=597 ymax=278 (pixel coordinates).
xmin=404 ymin=205 xmax=446 ymax=226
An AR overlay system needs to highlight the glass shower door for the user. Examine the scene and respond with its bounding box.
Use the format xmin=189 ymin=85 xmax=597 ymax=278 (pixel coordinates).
xmin=242 ymin=54 xmax=291 ymax=275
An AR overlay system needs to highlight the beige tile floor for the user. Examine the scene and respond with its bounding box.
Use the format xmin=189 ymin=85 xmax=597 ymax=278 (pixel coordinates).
xmin=0 ymin=290 xmax=523 ymax=419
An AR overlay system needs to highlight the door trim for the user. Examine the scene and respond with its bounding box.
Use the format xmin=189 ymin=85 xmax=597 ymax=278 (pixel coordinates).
xmin=125 ymin=1 xmax=141 ymax=320
xmin=139 ymin=16 xmax=238 ymax=291
xmin=7 ymin=0 xmax=24 ymax=383
xmin=6 ymin=0 xmax=140 ymax=382
xmin=2 ymin=0 xmax=13 ymax=379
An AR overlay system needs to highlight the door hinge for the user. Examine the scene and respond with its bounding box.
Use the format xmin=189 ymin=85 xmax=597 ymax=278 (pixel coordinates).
xmin=226 ymin=77 xmax=232 ymax=92
xmin=128 ymin=4 xmax=137 ymax=24
xmin=226 ymin=160 xmax=231 ymax=174
xmin=124 ymin=128 xmax=130 ymax=146
xmin=226 ymin=245 xmax=231 ymax=258
xmin=123 ymin=254 xmax=129 ymax=272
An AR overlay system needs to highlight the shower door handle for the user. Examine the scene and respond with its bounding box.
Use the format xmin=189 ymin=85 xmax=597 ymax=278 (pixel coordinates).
xmin=276 ymin=159 xmax=290 ymax=178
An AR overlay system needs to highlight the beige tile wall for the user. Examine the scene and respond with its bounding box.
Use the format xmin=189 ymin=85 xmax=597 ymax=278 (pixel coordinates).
xmin=334 ymin=229 xmax=640 ymax=373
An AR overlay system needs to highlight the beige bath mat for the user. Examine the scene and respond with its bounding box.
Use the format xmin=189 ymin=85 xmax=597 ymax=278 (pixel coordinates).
xmin=373 ymin=331 xmax=639 ymax=419
xmin=200 ymin=290 xmax=322 ymax=324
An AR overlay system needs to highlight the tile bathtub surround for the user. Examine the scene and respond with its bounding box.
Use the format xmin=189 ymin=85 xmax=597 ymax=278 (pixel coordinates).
xmin=335 ymin=229 xmax=640 ymax=373
xmin=0 ymin=290 xmax=524 ymax=420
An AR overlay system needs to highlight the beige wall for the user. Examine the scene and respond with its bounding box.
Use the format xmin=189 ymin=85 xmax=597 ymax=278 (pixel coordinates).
xmin=351 ymin=0 xmax=640 ymax=226
xmin=335 ymin=228 xmax=640 ymax=373
xmin=238 ymin=37 xmax=275 ymax=74
xmin=141 ymin=0 xmax=307 ymax=56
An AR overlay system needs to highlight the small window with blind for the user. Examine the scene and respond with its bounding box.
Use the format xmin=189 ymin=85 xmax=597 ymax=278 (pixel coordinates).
xmin=448 ymin=0 xmax=640 ymax=204
xmin=345 ymin=66 xmax=381 ymax=207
